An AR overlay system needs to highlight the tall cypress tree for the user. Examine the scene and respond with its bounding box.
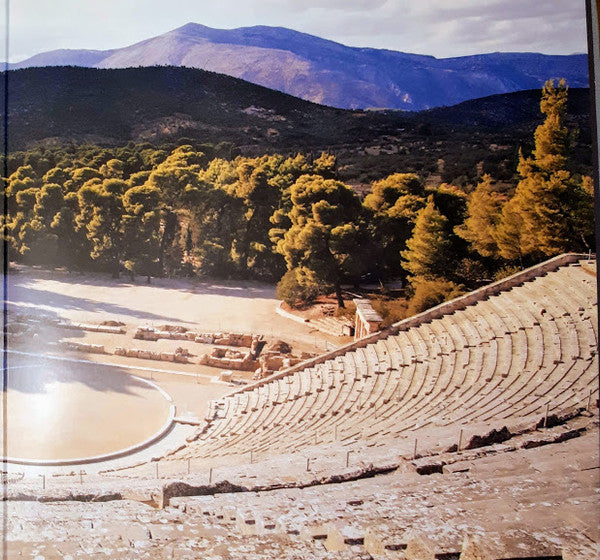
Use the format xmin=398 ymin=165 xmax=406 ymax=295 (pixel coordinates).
xmin=498 ymin=79 xmax=594 ymax=259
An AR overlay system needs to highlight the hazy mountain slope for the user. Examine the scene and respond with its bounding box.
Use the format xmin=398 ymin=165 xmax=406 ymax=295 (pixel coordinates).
xmin=11 ymin=23 xmax=588 ymax=110
xmin=3 ymin=66 xmax=591 ymax=185
xmin=1 ymin=66 xmax=408 ymax=150
xmin=12 ymin=49 xmax=114 ymax=68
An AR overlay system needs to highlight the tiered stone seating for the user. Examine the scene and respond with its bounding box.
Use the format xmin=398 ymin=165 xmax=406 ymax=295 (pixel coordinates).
xmin=159 ymin=258 xmax=597 ymax=468
xmin=4 ymin=255 xmax=599 ymax=559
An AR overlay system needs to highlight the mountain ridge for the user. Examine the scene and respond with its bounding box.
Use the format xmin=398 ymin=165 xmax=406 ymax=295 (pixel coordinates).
xmin=2 ymin=65 xmax=591 ymax=185
xmin=10 ymin=23 xmax=588 ymax=111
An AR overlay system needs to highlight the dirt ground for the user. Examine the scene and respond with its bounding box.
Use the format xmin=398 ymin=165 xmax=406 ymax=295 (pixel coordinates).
xmin=6 ymin=266 xmax=338 ymax=354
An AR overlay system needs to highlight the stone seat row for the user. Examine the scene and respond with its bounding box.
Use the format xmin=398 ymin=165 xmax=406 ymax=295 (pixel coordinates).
xmin=162 ymin=262 xmax=597 ymax=464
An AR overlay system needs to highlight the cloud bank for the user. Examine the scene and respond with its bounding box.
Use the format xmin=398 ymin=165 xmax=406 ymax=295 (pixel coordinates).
xmin=7 ymin=0 xmax=588 ymax=62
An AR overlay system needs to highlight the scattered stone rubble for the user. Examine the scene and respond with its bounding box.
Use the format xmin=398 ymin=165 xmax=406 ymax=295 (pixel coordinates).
xmin=57 ymin=321 xmax=127 ymax=334
xmin=134 ymin=325 xmax=258 ymax=347
xmin=254 ymin=339 xmax=314 ymax=378
xmin=199 ymin=347 xmax=257 ymax=371
xmin=61 ymin=341 xmax=106 ymax=354
xmin=114 ymin=346 xmax=191 ymax=363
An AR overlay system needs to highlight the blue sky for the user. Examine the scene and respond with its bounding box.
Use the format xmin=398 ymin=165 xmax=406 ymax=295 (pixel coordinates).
xmin=4 ymin=0 xmax=589 ymax=62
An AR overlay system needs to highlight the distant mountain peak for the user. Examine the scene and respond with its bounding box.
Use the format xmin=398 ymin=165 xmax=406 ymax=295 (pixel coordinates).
xmin=10 ymin=24 xmax=588 ymax=110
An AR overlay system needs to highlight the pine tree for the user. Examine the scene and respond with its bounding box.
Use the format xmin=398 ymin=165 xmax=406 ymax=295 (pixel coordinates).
xmin=401 ymin=196 xmax=452 ymax=282
xmin=276 ymin=175 xmax=367 ymax=308
xmin=455 ymin=174 xmax=505 ymax=258
xmin=498 ymin=79 xmax=594 ymax=258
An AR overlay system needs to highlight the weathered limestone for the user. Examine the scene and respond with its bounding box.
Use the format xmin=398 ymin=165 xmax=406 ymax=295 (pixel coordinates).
xmin=135 ymin=326 xmax=259 ymax=348
xmin=354 ymin=298 xmax=383 ymax=340
xmin=114 ymin=346 xmax=190 ymax=363
xmin=199 ymin=347 xmax=258 ymax=371
xmin=404 ymin=532 xmax=436 ymax=560
xmin=364 ymin=526 xmax=387 ymax=556
xmin=57 ymin=321 xmax=126 ymax=334
xmin=324 ymin=526 xmax=347 ymax=551
xmin=459 ymin=535 xmax=493 ymax=560
xmin=62 ymin=341 xmax=106 ymax=354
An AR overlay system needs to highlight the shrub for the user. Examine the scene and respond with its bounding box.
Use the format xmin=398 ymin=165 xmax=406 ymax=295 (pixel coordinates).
xmin=370 ymin=296 xmax=409 ymax=327
xmin=492 ymin=265 xmax=522 ymax=282
xmin=407 ymin=277 xmax=464 ymax=316
xmin=276 ymin=269 xmax=322 ymax=308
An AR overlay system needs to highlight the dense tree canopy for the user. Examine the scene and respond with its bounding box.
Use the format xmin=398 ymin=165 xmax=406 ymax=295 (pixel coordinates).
xmin=0 ymin=80 xmax=594 ymax=313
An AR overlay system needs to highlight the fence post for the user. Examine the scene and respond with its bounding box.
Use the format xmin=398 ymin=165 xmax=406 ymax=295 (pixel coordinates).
xmin=306 ymin=457 xmax=310 ymax=471
xmin=457 ymin=428 xmax=463 ymax=452
xmin=413 ymin=438 xmax=418 ymax=460
xmin=543 ymin=402 xmax=550 ymax=428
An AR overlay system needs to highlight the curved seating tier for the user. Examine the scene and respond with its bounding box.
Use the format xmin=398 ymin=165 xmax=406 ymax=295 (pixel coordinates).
xmin=163 ymin=258 xmax=598 ymax=466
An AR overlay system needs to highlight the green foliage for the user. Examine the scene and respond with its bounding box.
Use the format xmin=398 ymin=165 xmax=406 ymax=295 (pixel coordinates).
xmin=276 ymin=175 xmax=367 ymax=307
xmin=77 ymin=179 xmax=126 ymax=276
xmin=363 ymin=173 xmax=426 ymax=276
xmin=493 ymin=265 xmax=522 ymax=282
xmin=497 ymin=79 xmax=595 ymax=259
xmin=455 ymin=174 xmax=505 ymax=258
xmin=276 ymin=268 xmax=324 ymax=308
xmin=532 ymin=79 xmax=570 ymax=173
xmin=369 ymin=296 xmax=408 ymax=327
xmin=401 ymin=197 xmax=452 ymax=283
xmin=122 ymin=185 xmax=162 ymax=280
xmin=2 ymin=82 xmax=593 ymax=300
xmin=406 ymin=277 xmax=464 ymax=316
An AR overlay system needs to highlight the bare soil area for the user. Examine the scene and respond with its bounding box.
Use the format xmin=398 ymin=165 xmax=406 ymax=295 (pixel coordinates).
xmin=7 ymin=266 xmax=338 ymax=355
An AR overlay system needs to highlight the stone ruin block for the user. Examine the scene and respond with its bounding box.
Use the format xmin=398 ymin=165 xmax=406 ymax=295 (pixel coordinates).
xmin=404 ymin=532 xmax=436 ymax=560
xmin=62 ymin=341 xmax=106 ymax=354
xmin=134 ymin=327 xmax=160 ymax=341
xmin=172 ymin=332 xmax=188 ymax=340
xmin=160 ymin=352 xmax=175 ymax=362
xmin=219 ymin=370 xmax=233 ymax=382
xmin=173 ymin=354 xmax=189 ymax=364
xmin=460 ymin=535 xmax=493 ymax=560
xmin=195 ymin=334 xmax=214 ymax=344
xmin=116 ymin=346 xmax=189 ymax=363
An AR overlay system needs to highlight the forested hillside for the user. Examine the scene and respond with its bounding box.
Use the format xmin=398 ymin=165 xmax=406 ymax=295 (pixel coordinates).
xmin=1 ymin=66 xmax=592 ymax=187
xmin=2 ymin=80 xmax=594 ymax=315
